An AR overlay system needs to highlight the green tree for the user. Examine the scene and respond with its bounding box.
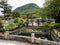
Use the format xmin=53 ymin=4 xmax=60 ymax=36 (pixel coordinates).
xmin=14 ymin=17 xmax=24 ymax=27
xmin=4 ymin=22 xmax=16 ymax=31
xmin=0 ymin=0 xmax=12 ymax=19
xmin=0 ymin=20 xmax=5 ymax=32
xmin=37 ymin=8 xmax=52 ymax=19
xmin=36 ymin=19 xmax=40 ymax=27
xmin=0 ymin=20 xmax=4 ymax=28
xmin=30 ymin=14 xmax=34 ymax=27
xmin=12 ymin=11 xmax=20 ymax=18
xmin=44 ymin=0 xmax=60 ymax=18
xmin=26 ymin=13 xmax=33 ymax=27
xmin=26 ymin=14 xmax=29 ymax=27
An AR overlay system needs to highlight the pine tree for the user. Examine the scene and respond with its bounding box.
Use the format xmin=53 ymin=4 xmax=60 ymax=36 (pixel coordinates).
xmin=0 ymin=0 xmax=12 ymax=19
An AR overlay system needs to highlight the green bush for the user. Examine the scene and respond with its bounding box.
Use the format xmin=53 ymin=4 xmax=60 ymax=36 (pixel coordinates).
xmin=0 ymin=20 xmax=4 ymax=28
xmin=0 ymin=28 xmax=5 ymax=32
xmin=54 ymin=23 xmax=60 ymax=32
xmin=4 ymin=22 xmax=16 ymax=31
xmin=48 ymin=23 xmax=55 ymax=29
xmin=56 ymin=23 xmax=60 ymax=28
xmin=57 ymin=28 xmax=60 ymax=32
xmin=48 ymin=23 xmax=60 ymax=31
xmin=14 ymin=17 xmax=24 ymax=25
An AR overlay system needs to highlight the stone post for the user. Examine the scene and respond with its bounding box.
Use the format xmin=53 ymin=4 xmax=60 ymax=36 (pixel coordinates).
xmin=4 ymin=31 xmax=9 ymax=39
xmin=31 ymin=33 xmax=35 ymax=43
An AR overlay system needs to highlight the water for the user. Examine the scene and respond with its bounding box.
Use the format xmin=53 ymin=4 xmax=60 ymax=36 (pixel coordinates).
xmin=35 ymin=34 xmax=53 ymax=41
xmin=19 ymin=33 xmax=53 ymax=41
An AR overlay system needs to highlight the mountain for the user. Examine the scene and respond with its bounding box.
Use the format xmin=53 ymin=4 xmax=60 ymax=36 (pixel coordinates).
xmin=14 ymin=3 xmax=40 ymax=18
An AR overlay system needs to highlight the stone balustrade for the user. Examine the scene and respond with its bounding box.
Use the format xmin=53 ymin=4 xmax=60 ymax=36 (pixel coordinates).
xmin=8 ymin=35 xmax=60 ymax=45
xmin=0 ymin=31 xmax=60 ymax=45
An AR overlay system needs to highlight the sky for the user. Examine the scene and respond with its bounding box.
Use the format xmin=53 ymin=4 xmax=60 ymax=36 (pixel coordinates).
xmin=0 ymin=0 xmax=45 ymax=15
xmin=8 ymin=0 xmax=45 ymax=10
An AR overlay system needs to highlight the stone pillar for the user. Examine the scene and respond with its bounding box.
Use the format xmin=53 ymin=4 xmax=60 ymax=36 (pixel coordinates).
xmin=31 ymin=33 xmax=35 ymax=43
xmin=4 ymin=31 xmax=9 ymax=39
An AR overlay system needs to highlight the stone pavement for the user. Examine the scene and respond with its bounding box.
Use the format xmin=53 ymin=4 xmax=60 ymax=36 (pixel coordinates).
xmin=0 ymin=40 xmax=35 ymax=45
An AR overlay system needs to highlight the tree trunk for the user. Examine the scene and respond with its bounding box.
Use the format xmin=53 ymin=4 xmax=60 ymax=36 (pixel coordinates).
xmin=31 ymin=19 xmax=33 ymax=27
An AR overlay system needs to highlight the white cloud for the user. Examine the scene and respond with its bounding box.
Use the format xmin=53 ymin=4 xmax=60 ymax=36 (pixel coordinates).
xmin=0 ymin=0 xmax=45 ymax=15
xmin=8 ymin=0 xmax=45 ymax=10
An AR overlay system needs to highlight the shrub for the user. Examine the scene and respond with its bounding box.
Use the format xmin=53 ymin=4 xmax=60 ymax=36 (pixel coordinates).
xmin=0 ymin=20 xmax=5 ymax=32
xmin=48 ymin=23 xmax=60 ymax=31
xmin=14 ymin=17 xmax=24 ymax=25
xmin=54 ymin=23 xmax=60 ymax=32
xmin=57 ymin=28 xmax=60 ymax=32
xmin=48 ymin=23 xmax=55 ymax=29
xmin=0 ymin=20 xmax=4 ymax=28
xmin=4 ymin=22 xmax=16 ymax=31
xmin=0 ymin=28 xmax=5 ymax=32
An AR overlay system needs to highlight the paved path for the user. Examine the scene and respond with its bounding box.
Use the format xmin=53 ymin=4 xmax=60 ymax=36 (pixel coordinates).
xmin=0 ymin=40 xmax=34 ymax=45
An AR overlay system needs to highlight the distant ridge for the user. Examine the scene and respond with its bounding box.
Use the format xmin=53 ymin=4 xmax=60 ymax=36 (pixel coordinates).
xmin=14 ymin=3 xmax=40 ymax=18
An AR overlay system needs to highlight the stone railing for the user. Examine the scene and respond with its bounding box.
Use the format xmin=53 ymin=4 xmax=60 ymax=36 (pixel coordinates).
xmin=34 ymin=38 xmax=60 ymax=45
xmin=0 ymin=31 xmax=60 ymax=45
xmin=9 ymin=35 xmax=31 ymax=42
xmin=8 ymin=35 xmax=60 ymax=45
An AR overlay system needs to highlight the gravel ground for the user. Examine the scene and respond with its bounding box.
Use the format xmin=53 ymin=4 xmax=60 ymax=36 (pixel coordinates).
xmin=0 ymin=40 xmax=35 ymax=45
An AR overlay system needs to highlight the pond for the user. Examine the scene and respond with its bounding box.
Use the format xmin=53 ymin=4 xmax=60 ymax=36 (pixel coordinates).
xmin=19 ymin=33 xmax=53 ymax=41
xmin=35 ymin=34 xmax=53 ymax=41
